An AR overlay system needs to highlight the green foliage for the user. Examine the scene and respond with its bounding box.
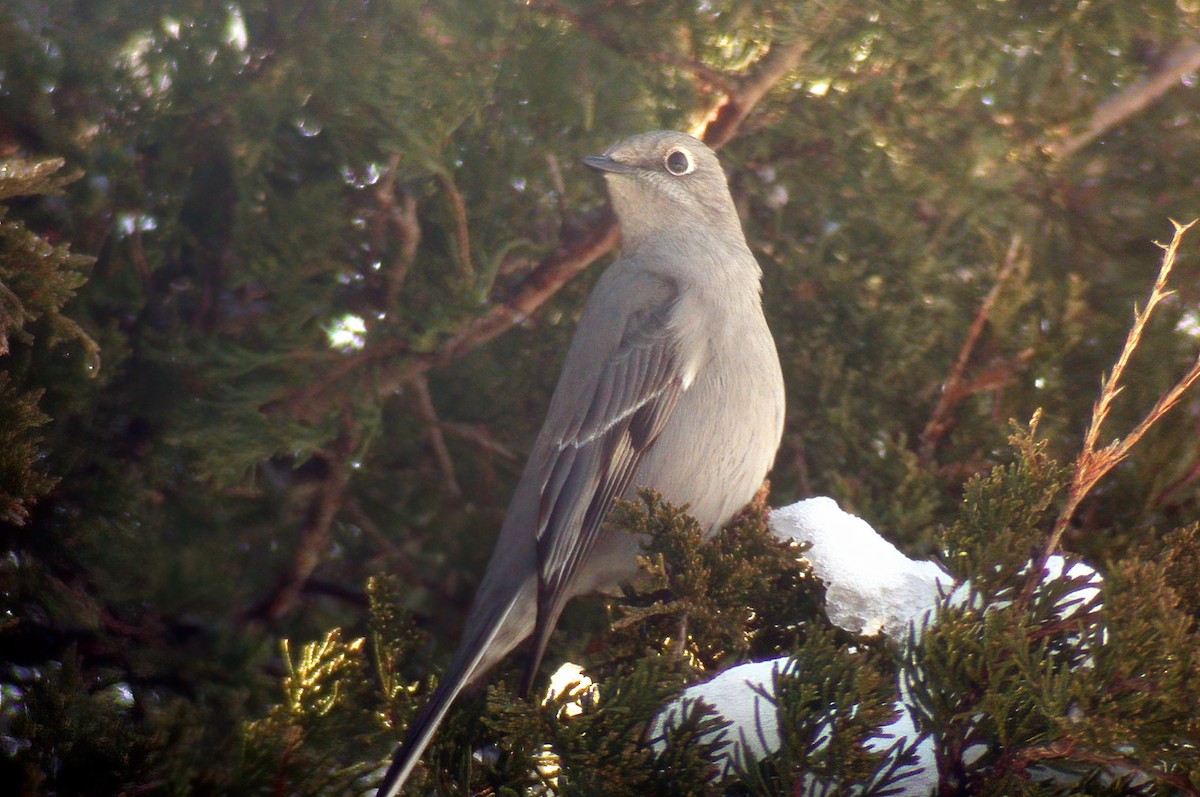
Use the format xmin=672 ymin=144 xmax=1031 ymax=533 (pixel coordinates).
xmin=0 ymin=157 xmax=96 ymax=524
xmin=482 ymin=657 xmax=730 ymax=797
xmin=1145 ymin=523 xmax=1200 ymax=621
xmin=741 ymin=630 xmax=904 ymax=796
xmin=0 ymin=374 xmax=53 ymax=525
xmin=608 ymin=491 xmax=822 ymax=671
xmin=0 ymin=162 xmax=96 ymax=361
xmin=0 ymin=651 xmax=151 ymax=796
xmin=907 ymin=428 xmax=1200 ymax=794
xmin=940 ymin=414 xmax=1069 ymax=593
xmin=242 ymin=631 xmax=381 ymax=795
xmin=240 ymin=498 xmax=809 ymax=796
xmin=2 ymin=0 xmax=1200 ymax=793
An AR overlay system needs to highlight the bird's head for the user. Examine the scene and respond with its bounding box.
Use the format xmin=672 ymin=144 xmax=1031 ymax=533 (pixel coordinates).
xmin=583 ymin=131 xmax=741 ymax=245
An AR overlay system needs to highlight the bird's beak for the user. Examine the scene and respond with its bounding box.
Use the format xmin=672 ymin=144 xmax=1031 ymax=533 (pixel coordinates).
xmin=582 ymin=154 xmax=636 ymax=174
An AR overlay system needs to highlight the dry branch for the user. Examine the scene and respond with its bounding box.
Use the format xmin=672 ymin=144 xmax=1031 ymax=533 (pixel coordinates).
xmin=375 ymin=152 xmax=420 ymax=303
xmin=247 ymin=416 xmax=358 ymax=624
xmin=695 ymin=39 xmax=813 ymax=148
xmin=1045 ymin=40 xmax=1200 ymax=162
xmin=1045 ymin=219 xmax=1200 ymax=556
xmin=436 ymin=171 xmax=474 ymax=280
xmin=919 ymin=234 xmax=1025 ymax=462
xmin=412 ymin=374 xmax=462 ymax=497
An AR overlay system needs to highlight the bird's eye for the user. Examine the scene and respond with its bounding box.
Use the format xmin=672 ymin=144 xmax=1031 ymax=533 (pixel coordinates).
xmin=664 ymin=149 xmax=694 ymax=176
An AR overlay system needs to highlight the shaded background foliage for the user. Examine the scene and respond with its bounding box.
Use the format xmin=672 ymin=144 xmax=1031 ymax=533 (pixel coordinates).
xmin=1 ymin=0 xmax=1200 ymax=793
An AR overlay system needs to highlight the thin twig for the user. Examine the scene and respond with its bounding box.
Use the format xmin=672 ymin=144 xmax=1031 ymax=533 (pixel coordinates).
xmin=441 ymin=421 xmax=519 ymax=462
xmin=343 ymin=497 xmax=403 ymax=560
xmin=375 ymin=152 xmax=420 ymax=303
xmin=247 ymin=413 xmax=359 ymax=624
xmin=1044 ymin=219 xmax=1199 ymax=556
xmin=412 ymin=375 xmax=462 ymax=497
xmin=1044 ymin=40 xmax=1200 ymax=162
xmin=919 ymin=234 xmax=1024 ymax=462
xmin=793 ymin=439 xmax=813 ymax=497
xmin=130 ymin=215 xmax=151 ymax=285
xmin=545 ymin=152 xmax=568 ymax=225
xmin=436 ymin=171 xmax=474 ymax=281
xmin=393 ymin=190 xmax=420 ymax=297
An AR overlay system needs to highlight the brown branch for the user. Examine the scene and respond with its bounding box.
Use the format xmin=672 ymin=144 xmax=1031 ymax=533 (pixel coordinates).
xmin=431 ymin=212 xmax=621 ymax=367
xmin=1044 ymin=219 xmax=1199 ymax=557
xmin=441 ymin=421 xmax=518 ymax=462
xmin=246 ymin=414 xmax=358 ymax=625
xmin=392 ymin=190 xmax=420 ymax=297
xmin=375 ymin=152 xmax=420 ymax=303
xmin=412 ymin=374 xmax=462 ymax=497
xmin=1044 ymin=40 xmax=1200 ymax=162
xmin=919 ymin=234 xmax=1025 ymax=462
xmin=696 ymin=38 xmax=814 ymax=148
xmin=436 ymin=171 xmax=474 ymax=280
xmin=545 ymin=151 xmax=568 ymax=224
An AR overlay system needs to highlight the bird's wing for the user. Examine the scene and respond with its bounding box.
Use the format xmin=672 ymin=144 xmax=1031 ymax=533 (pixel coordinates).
xmin=526 ymin=272 xmax=698 ymax=687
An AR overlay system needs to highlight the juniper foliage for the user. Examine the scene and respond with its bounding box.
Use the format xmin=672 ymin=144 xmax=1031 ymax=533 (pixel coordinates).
xmin=2 ymin=0 xmax=1200 ymax=794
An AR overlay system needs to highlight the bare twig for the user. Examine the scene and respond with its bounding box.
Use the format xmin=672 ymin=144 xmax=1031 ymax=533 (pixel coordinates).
xmin=695 ymin=38 xmax=814 ymax=148
xmin=344 ymin=497 xmax=403 ymax=560
xmin=436 ymin=171 xmax=475 ymax=280
xmin=376 ymin=152 xmax=420 ymax=303
xmin=130 ymin=216 xmax=152 ymax=285
xmin=919 ymin=234 xmax=1025 ymax=462
xmin=441 ymin=421 xmax=519 ymax=462
xmin=789 ymin=435 xmax=813 ymax=497
xmin=1044 ymin=219 xmax=1200 ymax=556
xmin=545 ymin=152 xmax=568 ymax=224
xmin=1044 ymin=40 xmax=1200 ymax=162
xmin=248 ymin=414 xmax=359 ymax=624
xmin=412 ymin=375 xmax=462 ymax=497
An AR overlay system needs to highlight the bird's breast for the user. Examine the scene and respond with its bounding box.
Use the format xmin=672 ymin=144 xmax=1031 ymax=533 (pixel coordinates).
xmin=633 ymin=306 xmax=784 ymax=533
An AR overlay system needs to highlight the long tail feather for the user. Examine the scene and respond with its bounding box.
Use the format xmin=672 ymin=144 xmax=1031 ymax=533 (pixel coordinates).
xmin=375 ymin=591 xmax=523 ymax=797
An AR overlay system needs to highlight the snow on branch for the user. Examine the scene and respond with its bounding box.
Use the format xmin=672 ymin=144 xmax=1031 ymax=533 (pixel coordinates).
xmin=646 ymin=498 xmax=1102 ymax=794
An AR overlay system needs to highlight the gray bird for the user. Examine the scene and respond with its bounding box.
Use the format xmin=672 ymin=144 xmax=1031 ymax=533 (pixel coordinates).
xmin=377 ymin=130 xmax=785 ymax=795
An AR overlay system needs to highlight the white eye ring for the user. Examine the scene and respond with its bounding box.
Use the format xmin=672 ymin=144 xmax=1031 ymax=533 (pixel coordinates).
xmin=664 ymin=149 xmax=695 ymax=176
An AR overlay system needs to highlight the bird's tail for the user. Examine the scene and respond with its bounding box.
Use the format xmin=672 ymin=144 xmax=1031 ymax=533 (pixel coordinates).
xmin=375 ymin=591 xmax=524 ymax=797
